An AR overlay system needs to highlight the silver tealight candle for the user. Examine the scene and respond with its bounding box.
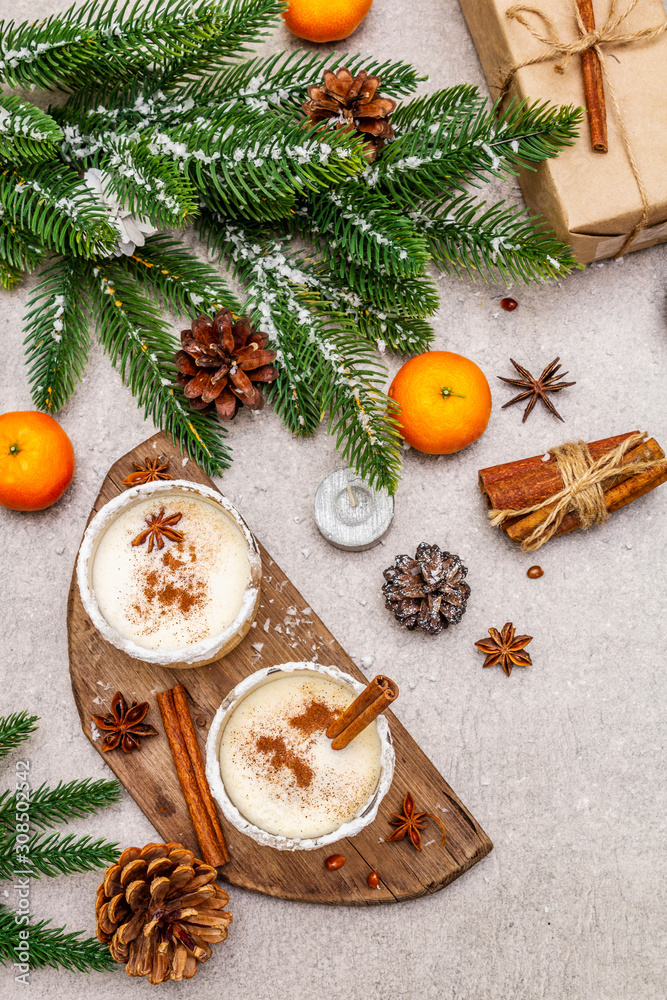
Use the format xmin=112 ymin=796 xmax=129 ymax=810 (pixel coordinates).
xmin=313 ymin=469 xmax=395 ymax=551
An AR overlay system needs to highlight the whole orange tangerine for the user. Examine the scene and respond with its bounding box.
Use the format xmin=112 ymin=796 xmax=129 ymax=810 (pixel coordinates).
xmin=0 ymin=411 xmax=75 ymax=511
xmin=389 ymin=352 xmax=492 ymax=455
xmin=282 ymin=0 xmax=373 ymax=42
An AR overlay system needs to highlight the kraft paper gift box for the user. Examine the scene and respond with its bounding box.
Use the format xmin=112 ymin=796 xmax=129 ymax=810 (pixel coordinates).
xmin=458 ymin=0 xmax=667 ymax=262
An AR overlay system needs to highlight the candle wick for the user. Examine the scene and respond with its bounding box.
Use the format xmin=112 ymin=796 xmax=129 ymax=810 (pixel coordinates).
xmin=346 ymin=484 xmax=358 ymax=509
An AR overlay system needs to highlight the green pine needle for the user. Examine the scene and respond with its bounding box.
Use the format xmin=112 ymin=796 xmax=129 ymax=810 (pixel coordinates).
xmin=0 ymin=904 xmax=116 ymax=973
xmin=0 ymin=713 xmax=39 ymax=763
xmin=0 ymin=96 xmax=63 ymax=163
xmin=24 ymin=257 xmax=91 ymax=412
xmin=0 ymin=779 xmax=122 ymax=833
xmin=0 ymin=163 xmax=118 ymax=258
xmin=375 ymin=97 xmax=583 ymax=208
xmin=0 ymin=832 xmax=120 ymax=880
xmin=417 ymin=195 xmax=581 ymax=282
xmin=123 ymin=233 xmax=241 ymax=316
xmin=56 ymin=117 xmax=199 ymax=229
xmin=306 ymin=183 xmax=429 ymax=278
xmin=0 ymin=0 xmax=237 ymax=92
xmin=86 ymin=258 xmax=232 ymax=476
xmin=173 ymin=49 xmax=423 ymax=110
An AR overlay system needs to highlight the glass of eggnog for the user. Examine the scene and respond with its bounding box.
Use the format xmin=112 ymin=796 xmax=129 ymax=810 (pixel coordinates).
xmin=205 ymin=662 xmax=395 ymax=851
xmin=77 ymin=481 xmax=261 ymax=668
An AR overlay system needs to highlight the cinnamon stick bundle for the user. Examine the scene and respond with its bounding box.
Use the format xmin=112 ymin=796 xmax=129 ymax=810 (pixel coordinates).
xmin=157 ymin=684 xmax=229 ymax=867
xmin=479 ymin=432 xmax=667 ymax=550
xmin=327 ymin=675 xmax=398 ymax=751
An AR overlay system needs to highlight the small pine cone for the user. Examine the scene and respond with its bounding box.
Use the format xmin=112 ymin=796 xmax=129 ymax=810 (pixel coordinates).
xmin=382 ymin=542 xmax=470 ymax=634
xmin=302 ymin=66 xmax=397 ymax=162
xmin=175 ymin=308 xmax=278 ymax=420
xmin=96 ymin=842 xmax=232 ymax=985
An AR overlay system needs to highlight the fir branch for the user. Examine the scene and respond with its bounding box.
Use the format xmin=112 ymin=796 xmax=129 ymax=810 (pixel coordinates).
xmin=0 ymin=903 xmax=115 ymax=973
xmin=324 ymin=257 xmax=440 ymax=319
xmin=0 ymin=95 xmax=63 ymax=163
xmin=0 ymin=259 xmax=23 ymax=290
xmin=23 ymin=257 xmax=91 ymax=412
xmin=0 ymin=779 xmax=122 ymax=833
xmin=0 ymin=831 xmax=119 ymax=880
xmin=203 ymin=215 xmax=403 ymax=490
xmin=0 ymin=219 xmax=46 ymax=273
xmin=281 ymin=252 xmax=436 ymax=354
xmin=202 ymin=215 xmax=323 ymax=434
xmin=0 ymin=216 xmax=45 ymax=289
xmin=122 ymin=233 xmax=241 ymax=316
xmin=0 ymin=712 xmax=38 ymax=763
xmin=58 ymin=119 xmax=198 ymax=229
xmin=390 ymin=84 xmax=485 ymax=133
xmin=0 ymin=0 xmax=233 ymax=92
xmin=153 ymin=111 xmax=368 ymax=222
xmin=154 ymin=0 xmax=286 ymax=92
xmin=86 ymin=258 xmax=231 ymax=475
xmin=174 ymin=49 xmax=424 ymax=109
xmin=416 ymin=195 xmax=580 ymax=282
xmin=0 ymin=163 xmax=118 ymax=257
xmin=306 ymin=184 xmax=429 ymax=278
xmin=374 ymin=98 xmax=583 ymax=208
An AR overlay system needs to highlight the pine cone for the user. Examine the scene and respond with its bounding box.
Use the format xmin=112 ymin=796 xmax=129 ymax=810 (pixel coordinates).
xmin=96 ymin=842 xmax=232 ymax=985
xmin=302 ymin=67 xmax=397 ymax=162
xmin=175 ymin=308 xmax=278 ymax=419
xmin=382 ymin=543 xmax=470 ymax=634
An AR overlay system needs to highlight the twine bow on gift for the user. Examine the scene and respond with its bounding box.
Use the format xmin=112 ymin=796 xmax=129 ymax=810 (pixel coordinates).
xmin=489 ymin=432 xmax=667 ymax=551
xmin=498 ymin=0 xmax=667 ymax=255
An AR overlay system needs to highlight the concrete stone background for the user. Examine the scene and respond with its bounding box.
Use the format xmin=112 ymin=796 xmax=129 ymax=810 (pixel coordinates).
xmin=1 ymin=1 xmax=665 ymax=997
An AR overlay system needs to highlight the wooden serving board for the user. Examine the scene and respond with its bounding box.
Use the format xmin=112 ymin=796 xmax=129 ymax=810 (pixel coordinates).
xmin=68 ymin=433 xmax=492 ymax=905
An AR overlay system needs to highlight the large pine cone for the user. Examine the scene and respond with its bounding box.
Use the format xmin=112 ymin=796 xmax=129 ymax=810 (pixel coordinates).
xmin=302 ymin=67 xmax=397 ymax=162
xmin=96 ymin=842 xmax=232 ymax=984
xmin=175 ymin=308 xmax=278 ymax=419
xmin=382 ymin=543 xmax=470 ymax=634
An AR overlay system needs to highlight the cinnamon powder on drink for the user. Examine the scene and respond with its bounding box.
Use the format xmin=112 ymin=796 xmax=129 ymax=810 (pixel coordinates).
xmin=256 ymin=735 xmax=314 ymax=788
xmin=289 ymin=700 xmax=337 ymax=736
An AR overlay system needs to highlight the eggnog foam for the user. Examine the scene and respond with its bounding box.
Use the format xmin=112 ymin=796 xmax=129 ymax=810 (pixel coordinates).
xmin=218 ymin=674 xmax=383 ymax=840
xmin=91 ymin=496 xmax=251 ymax=650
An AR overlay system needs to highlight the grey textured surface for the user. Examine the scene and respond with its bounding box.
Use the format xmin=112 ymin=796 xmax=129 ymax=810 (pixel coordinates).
xmin=1 ymin=1 xmax=666 ymax=998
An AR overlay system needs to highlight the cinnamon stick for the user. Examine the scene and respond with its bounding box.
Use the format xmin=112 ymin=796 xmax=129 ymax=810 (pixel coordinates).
xmin=157 ymin=687 xmax=229 ymax=867
xmin=327 ymin=675 xmax=398 ymax=751
xmin=171 ymin=685 xmax=230 ymax=864
xmin=507 ymin=438 xmax=667 ymax=543
xmin=576 ymin=0 xmax=608 ymax=152
xmin=479 ymin=433 xmax=635 ymax=512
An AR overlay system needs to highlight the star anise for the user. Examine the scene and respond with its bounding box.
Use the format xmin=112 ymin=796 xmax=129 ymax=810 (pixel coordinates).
xmin=474 ymin=622 xmax=533 ymax=677
xmin=122 ymin=456 xmax=174 ymax=487
xmin=131 ymin=509 xmax=184 ymax=553
xmin=498 ymin=357 xmax=576 ymax=422
xmin=92 ymin=691 xmax=158 ymax=754
xmin=386 ymin=792 xmax=447 ymax=852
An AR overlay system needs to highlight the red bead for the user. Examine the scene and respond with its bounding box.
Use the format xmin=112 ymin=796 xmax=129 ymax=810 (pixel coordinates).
xmin=500 ymin=297 xmax=518 ymax=311
xmin=325 ymin=854 xmax=345 ymax=870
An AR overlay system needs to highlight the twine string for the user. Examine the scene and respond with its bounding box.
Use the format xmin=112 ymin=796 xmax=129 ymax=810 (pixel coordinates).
xmin=489 ymin=431 xmax=667 ymax=551
xmin=497 ymin=0 xmax=667 ymax=255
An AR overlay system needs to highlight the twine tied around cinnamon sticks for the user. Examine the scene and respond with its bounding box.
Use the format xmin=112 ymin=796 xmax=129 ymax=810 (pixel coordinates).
xmin=498 ymin=0 xmax=667 ymax=255
xmin=489 ymin=431 xmax=667 ymax=551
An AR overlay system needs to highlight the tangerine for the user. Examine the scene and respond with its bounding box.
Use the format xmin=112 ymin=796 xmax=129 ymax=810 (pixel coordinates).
xmin=282 ymin=0 xmax=373 ymax=42
xmin=0 ymin=411 xmax=75 ymax=511
xmin=388 ymin=351 xmax=492 ymax=455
